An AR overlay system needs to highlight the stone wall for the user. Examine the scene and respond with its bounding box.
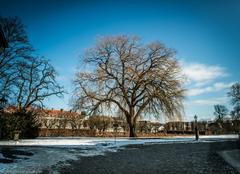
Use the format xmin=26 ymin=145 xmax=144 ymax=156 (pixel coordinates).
xmin=38 ymin=128 xmax=178 ymax=137
xmin=38 ymin=129 xmax=97 ymax=137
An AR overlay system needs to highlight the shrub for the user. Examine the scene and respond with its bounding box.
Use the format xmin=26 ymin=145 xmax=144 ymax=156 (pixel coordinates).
xmin=0 ymin=111 xmax=40 ymax=139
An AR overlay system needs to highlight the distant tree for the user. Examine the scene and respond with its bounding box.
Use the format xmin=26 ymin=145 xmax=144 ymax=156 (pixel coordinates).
xmin=152 ymin=123 xmax=162 ymax=133
xmin=88 ymin=115 xmax=111 ymax=132
xmin=41 ymin=118 xmax=52 ymax=129
xmin=138 ymin=121 xmax=149 ymax=133
xmin=48 ymin=119 xmax=59 ymax=129
xmin=73 ymin=35 xmax=185 ymax=137
xmin=87 ymin=116 xmax=97 ymax=130
xmin=58 ymin=118 xmax=68 ymax=129
xmin=227 ymin=83 xmax=240 ymax=134
xmin=230 ymin=106 xmax=240 ymax=134
xmin=69 ymin=115 xmax=85 ymax=130
xmin=230 ymin=106 xmax=240 ymax=121
xmin=228 ymin=82 xmax=240 ymax=106
xmin=113 ymin=116 xmax=128 ymax=133
xmin=214 ymin=104 xmax=228 ymax=123
xmin=228 ymin=82 xmax=240 ymax=120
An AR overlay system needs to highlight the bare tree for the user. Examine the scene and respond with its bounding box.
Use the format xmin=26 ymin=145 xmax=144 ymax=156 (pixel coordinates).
xmin=12 ymin=57 xmax=64 ymax=112
xmin=88 ymin=115 xmax=111 ymax=132
xmin=138 ymin=121 xmax=149 ymax=133
xmin=228 ymin=82 xmax=240 ymax=120
xmin=58 ymin=118 xmax=68 ymax=129
xmin=69 ymin=115 xmax=85 ymax=130
xmin=0 ymin=16 xmax=33 ymax=96
xmin=42 ymin=119 xmax=52 ymax=129
xmin=228 ymin=83 xmax=240 ymax=134
xmin=230 ymin=106 xmax=240 ymax=121
xmin=73 ymin=36 xmax=185 ymax=137
xmin=48 ymin=118 xmax=59 ymax=129
xmin=214 ymin=104 xmax=228 ymax=124
xmin=228 ymin=82 xmax=240 ymax=106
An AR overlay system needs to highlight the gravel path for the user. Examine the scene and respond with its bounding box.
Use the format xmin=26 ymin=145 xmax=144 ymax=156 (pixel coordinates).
xmin=56 ymin=140 xmax=240 ymax=174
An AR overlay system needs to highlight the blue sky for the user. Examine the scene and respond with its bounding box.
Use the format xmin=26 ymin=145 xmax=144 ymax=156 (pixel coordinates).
xmin=0 ymin=0 xmax=239 ymax=121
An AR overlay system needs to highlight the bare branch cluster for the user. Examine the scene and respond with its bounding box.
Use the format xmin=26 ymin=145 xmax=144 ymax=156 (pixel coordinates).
xmin=12 ymin=57 xmax=64 ymax=111
xmin=228 ymin=82 xmax=240 ymax=121
xmin=73 ymin=35 xmax=185 ymax=137
xmin=0 ymin=16 xmax=64 ymax=111
xmin=0 ymin=16 xmax=32 ymax=95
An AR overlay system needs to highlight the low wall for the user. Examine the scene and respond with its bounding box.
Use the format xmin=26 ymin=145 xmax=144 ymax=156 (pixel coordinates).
xmin=38 ymin=129 xmax=97 ymax=137
xmin=39 ymin=129 xmax=130 ymax=137
xmin=38 ymin=129 xmax=184 ymax=137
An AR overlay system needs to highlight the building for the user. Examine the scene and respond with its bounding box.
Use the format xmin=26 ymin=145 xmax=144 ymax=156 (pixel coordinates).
xmin=38 ymin=109 xmax=85 ymax=130
xmin=164 ymin=121 xmax=209 ymax=134
xmin=4 ymin=106 xmax=239 ymax=135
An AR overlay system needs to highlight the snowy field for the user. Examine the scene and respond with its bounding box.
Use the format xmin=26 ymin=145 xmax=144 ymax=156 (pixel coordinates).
xmin=0 ymin=135 xmax=238 ymax=174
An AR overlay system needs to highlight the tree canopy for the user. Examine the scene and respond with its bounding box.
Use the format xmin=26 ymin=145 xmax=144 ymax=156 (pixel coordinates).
xmin=73 ymin=36 xmax=185 ymax=137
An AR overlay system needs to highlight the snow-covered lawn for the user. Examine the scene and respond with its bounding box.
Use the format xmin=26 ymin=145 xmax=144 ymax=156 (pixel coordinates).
xmin=0 ymin=135 xmax=238 ymax=174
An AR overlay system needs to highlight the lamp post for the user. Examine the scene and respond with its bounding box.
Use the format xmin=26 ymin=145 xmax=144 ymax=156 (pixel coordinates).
xmin=194 ymin=115 xmax=199 ymax=141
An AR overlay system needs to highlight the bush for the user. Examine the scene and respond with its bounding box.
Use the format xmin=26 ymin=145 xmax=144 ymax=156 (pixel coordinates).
xmin=0 ymin=111 xmax=40 ymax=139
xmin=88 ymin=115 xmax=111 ymax=132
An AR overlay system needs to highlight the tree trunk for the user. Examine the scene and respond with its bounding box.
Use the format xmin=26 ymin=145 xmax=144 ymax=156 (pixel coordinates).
xmin=129 ymin=122 xmax=137 ymax=137
xmin=126 ymin=113 xmax=137 ymax=137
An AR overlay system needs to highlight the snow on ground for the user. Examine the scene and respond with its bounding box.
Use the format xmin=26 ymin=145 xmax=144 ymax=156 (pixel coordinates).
xmin=0 ymin=135 xmax=238 ymax=174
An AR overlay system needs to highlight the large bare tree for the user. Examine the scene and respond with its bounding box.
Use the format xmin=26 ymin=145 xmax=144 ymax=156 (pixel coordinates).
xmin=73 ymin=36 xmax=185 ymax=137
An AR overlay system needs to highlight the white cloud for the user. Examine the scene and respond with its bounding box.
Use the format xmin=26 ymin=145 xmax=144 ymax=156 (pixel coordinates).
xmin=182 ymin=63 xmax=227 ymax=84
xmin=189 ymin=97 xmax=228 ymax=106
xmin=187 ymin=82 xmax=234 ymax=96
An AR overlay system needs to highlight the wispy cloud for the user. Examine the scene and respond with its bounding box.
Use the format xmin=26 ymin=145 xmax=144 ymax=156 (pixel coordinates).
xmin=188 ymin=96 xmax=228 ymax=106
xmin=187 ymin=82 xmax=234 ymax=96
xmin=182 ymin=63 xmax=227 ymax=84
